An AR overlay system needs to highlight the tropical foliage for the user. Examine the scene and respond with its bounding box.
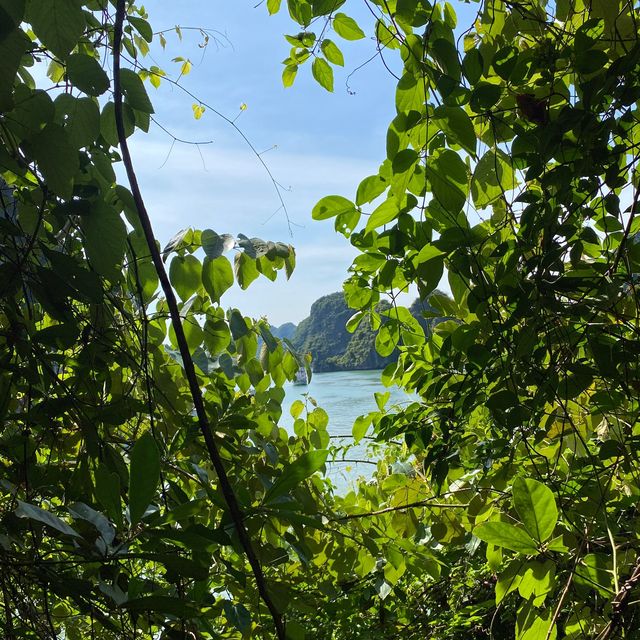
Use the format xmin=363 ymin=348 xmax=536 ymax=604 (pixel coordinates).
xmin=1 ymin=0 xmax=640 ymax=639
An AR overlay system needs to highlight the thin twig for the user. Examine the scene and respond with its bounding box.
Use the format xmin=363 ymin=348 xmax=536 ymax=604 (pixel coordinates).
xmin=333 ymin=498 xmax=469 ymax=521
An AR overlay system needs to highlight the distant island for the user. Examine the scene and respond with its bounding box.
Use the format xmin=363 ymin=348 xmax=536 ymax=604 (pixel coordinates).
xmin=271 ymin=292 xmax=441 ymax=373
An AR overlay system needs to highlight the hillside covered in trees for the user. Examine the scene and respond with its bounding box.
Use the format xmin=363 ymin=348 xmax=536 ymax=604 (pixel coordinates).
xmin=287 ymin=292 xmax=440 ymax=372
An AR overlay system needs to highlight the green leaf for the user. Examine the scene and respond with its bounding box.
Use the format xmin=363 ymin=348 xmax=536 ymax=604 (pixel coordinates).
xmin=332 ymin=13 xmax=365 ymax=40
xmin=202 ymin=256 xmax=233 ymax=303
xmin=128 ymin=16 xmax=153 ymax=42
xmin=375 ymin=322 xmax=398 ymax=356
xmin=471 ymin=149 xmax=515 ymax=209
xmin=425 ymin=149 xmax=468 ymax=214
xmin=321 ymin=39 xmax=344 ymax=66
xmin=81 ymin=204 xmax=127 ymax=281
xmin=312 ymin=57 xmax=334 ymax=91
xmin=518 ymin=560 xmax=555 ymax=606
xmin=265 ymin=450 xmax=328 ymax=502
xmin=516 ymin=601 xmax=557 ymax=640
xmin=268 ymin=0 xmax=282 ymax=14
xmin=229 ymin=309 xmax=249 ymax=339
xmin=30 ymin=124 xmax=79 ymax=199
xmin=470 ymin=82 xmax=502 ymax=112
xmin=365 ymin=198 xmax=399 ymax=231
xmin=29 ymin=0 xmax=86 ymax=59
xmin=395 ymin=72 xmax=428 ymax=114
xmin=474 ymin=522 xmax=539 ymax=554
xmin=431 ymin=38 xmax=461 ymax=81
xmin=512 ymin=477 xmax=558 ymax=543
xmin=312 ymin=0 xmax=346 ymax=15
xmin=128 ymin=431 xmax=160 ymax=526
xmin=100 ymin=101 xmax=135 ymax=146
xmin=285 ymin=620 xmax=307 ymax=640
xmin=352 ymin=414 xmax=372 ymax=444
xmin=66 ymin=54 xmax=110 ymax=96
xmin=462 ymin=48 xmax=483 ymax=84
xmin=223 ymin=601 xmax=252 ymax=636
xmin=204 ymin=316 xmax=231 ymax=354
xmin=15 ymin=501 xmax=81 ymax=538
xmin=68 ymin=502 xmax=115 ymax=545
xmin=54 ymin=94 xmax=100 ymax=150
xmin=169 ymin=255 xmax=201 ymax=302
xmin=496 ymin=560 xmax=523 ymax=604
xmin=312 ymin=195 xmax=356 ymax=220
xmin=234 ymin=252 xmax=260 ymax=289
xmin=432 ymin=106 xmax=476 ymax=156
xmin=0 ymin=28 xmax=30 ymax=111
xmin=282 ymin=64 xmax=298 ymax=87
xmin=120 ymin=68 xmax=154 ymax=114
xmin=0 ymin=0 xmax=24 ymax=38
xmin=94 ymin=463 xmax=122 ymax=527
xmin=356 ymin=174 xmax=387 ymax=206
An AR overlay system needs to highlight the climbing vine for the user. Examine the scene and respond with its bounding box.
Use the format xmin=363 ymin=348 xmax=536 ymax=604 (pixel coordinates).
xmin=1 ymin=0 xmax=640 ymax=639
xmin=272 ymin=0 xmax=640 ymax=638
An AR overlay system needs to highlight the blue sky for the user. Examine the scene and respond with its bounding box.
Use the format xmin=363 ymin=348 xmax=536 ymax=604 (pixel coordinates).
xmin=134 ymin=2 xmax=474 ymax=325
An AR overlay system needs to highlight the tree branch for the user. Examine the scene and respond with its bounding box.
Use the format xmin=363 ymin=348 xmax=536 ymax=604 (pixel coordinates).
xmin=111 ymin=3 xmax=284 ymax=637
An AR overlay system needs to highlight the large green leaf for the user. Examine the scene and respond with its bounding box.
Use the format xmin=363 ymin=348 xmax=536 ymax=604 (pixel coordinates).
xmin=0 ymin=28 xmax=30 ymax=111
xmin=512 ymin=477 xmax=558 ymax=543
xmin=365 ymin=198 xmax=400 ymax=231
xmin=54 ymin=94 xmax=100 ymax=149
xmin=128 ymin=431 xmax=160 ymax=526
xmin=100 ymin=101 xmax=136 ymax=146
xmin=94 ymin=463 xmax=122 ymax=527
xmin=432 ymin=106 xmax=476 ymax=156
xmin=120 ymin=68 xmax=154 ymax=114
xmin=396 ymin=72 xmax=428 ymax=114
xmin=471 ymin=149 xmax=515 ymax=209
xmin=312 ymin=57 xmax=334 ymax=91
xmin=202 ymin=255 xmax=233 ymax=303
xmin=425 ymin=149 xmax=469 ymax=214
xmin=312 ymin=195 xmax=357 ymax=220
xmin=201 ymin=229 xmax=235 ymax=258
xmin=28 ymin=0 xmax=85 ymax=59
xmin=234 ymin=251 xmax=260 ymax=289
xmin=356 ymin=174 xmax=388 ymax=206
xmin=265 ymin=450 xmax=328 ymax=502
xmin=15 ymin=501 xmax=80 ymax=538
xmin=81 ymin=203 xmax=127 ymax=281
xmin=169 ymin=255 xmax=201 ymax=301
xmin=474 ymin=521 xmax=539 ymax=554
xmin=66 ymin=53 xmax=110 ymax=96
xmin=30 ymin=124 xmax=79 ymax=199
xmin=332 ymin=13 xmax=365 ymax=40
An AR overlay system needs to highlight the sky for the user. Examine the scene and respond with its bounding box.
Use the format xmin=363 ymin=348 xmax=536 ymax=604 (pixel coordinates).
xmin=133 ymin=1 xmax=474 ymax=325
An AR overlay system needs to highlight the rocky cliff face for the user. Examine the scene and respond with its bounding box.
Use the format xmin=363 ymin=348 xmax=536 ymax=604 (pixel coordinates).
xmin=273 ymin=292 xmax=444 ymax=373
xmin=290 ymin=292 xmax=392 ymax=372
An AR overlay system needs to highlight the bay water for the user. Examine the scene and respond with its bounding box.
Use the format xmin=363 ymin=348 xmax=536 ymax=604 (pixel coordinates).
xmin=282 ymin=370 xmax=413 ymax=493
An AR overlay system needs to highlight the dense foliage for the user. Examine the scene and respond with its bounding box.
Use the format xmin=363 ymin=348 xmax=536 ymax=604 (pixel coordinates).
xmin=277 ymin=0 xmax=640 ymax=637
xmin=1 ymin=0 xmax=640 ymax=639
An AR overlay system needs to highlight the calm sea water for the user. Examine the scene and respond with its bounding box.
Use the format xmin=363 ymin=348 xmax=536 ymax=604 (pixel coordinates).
xmin=283 ymin=370 xmax=413 ymax=492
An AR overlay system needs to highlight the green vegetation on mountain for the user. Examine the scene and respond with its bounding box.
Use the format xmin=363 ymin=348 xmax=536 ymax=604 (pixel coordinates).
xmin=290 ymin=292 xmax=441 ymax=372
xmin=290 ymin=292 xmax=390 ymax=371
xmin=269 ymin=322 xmax=297 ymax=341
